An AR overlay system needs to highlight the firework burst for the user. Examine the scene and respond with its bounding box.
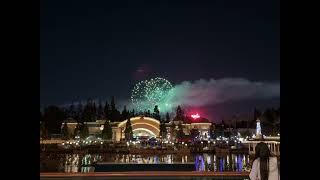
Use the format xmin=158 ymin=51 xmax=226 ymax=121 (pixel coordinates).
xmin=131 ymin=77 xmax=173 ymax=112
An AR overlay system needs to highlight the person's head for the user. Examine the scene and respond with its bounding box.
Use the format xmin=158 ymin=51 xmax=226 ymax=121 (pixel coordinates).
xmin=258 ymin=142 xmax=271 ymax=158
xmin=254 ymin=142 xmax=271 ymax=159
xmin=254 ymin=142 xmax=263 ymax=160
xmin=255 ymin=142 xmax=271 ymax=180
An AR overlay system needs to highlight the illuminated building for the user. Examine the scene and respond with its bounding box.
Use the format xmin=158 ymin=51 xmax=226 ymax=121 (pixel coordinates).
xmin=62 ymin=115 xmax=213 ymax=142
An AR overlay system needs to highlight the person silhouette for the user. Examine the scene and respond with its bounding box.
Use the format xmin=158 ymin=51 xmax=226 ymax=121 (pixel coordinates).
xmin=249 ymin=142 xmax=279 ymax=180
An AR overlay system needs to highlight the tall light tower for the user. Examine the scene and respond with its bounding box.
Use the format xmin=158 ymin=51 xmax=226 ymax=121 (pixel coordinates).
xmin=256 ymin=119 xmax=262 ymax=139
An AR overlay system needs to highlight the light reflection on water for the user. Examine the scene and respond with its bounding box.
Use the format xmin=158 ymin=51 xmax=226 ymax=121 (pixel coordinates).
xmin=40 ymin=153 xmax=251 ymax=173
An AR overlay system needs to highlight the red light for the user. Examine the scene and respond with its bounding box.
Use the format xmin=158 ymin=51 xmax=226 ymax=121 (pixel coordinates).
xmin=191 ymin=113 xmax=200 ymax=119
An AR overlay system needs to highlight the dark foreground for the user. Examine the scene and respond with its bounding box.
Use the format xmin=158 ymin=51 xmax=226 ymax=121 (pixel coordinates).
xmin=40 ymin=172 xmax=250 ymax=180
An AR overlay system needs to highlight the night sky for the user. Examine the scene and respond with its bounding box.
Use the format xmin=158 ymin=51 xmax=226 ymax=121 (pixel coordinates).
xmin=40 ymin=0 xmax=280 ymax=121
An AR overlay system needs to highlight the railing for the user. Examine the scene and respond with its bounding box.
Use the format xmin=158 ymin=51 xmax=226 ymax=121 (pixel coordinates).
xmin=40 ymin=172 xmax=250 ymax=179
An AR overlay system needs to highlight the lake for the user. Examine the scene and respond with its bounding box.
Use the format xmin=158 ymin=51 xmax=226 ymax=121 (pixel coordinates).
xmin=40 ymin=153 xmax=251 ymax=173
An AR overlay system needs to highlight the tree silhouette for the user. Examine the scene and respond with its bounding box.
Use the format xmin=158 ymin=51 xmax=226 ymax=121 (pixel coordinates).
xmin=254 ymin=108 xmax=262 ymax=120
xmin=153 ymin=105 xmax=160 ymax=120
xmin=80 ymin=123 xmax=89 ymax=139
xmin=61 ymin=122 xmax=70 ymax=140
xmin=67 ymin=102 xmax=76 ymax=119
xmin=83 ymin=100 xmax=92 ymax=122
xmin=263 ymin=108 xmax=274 ymax=123
xmin=109 ymin=96 xmax=121 ymax=122
xmin=175 ymin=105 xmax=185 ymax=122
xmin=104 ymin=100 xmax=110 ymax=120
xmin=43 ymin=106 xmax=66 ymax=135
xmin=111 ymin=96 xmax=116 ymax=112
xmin=40 ymin=121 xmax=49 ymax=139
xmin=146 ymin=110 xmax=151 ymax=117
xmin=170 ymin=122 xmax=176 ymax=141
xmin=242 ymin=129 xmax=251 ymax=137
xmin=209 ymin=123 xmax=215 ymax=139
xmin=121 ymin=106 xmax=129 ymax=120
xmin=130 ymin=109 xmax=135 ymax=117
xmin=165 ymin=112 xmax=170 ymax=123
xmin=176 ymin=121 xmax=185 ymax=139
xmin=218 ymin=120 xmax=225 ymax=137
xmin=124 ymin=118 xmax=133 ymax=141
xmin=97 ymin=100 xmax=104 ymax=120
xmin=76 ymin=102 xmax=83 ymax=123
xmin=101 ymin=120 xmax=112 ymax=140
xmin=73 ymin=123 xmax=81 ymax=138
xmin=92 ymin=101 xmax=97 ymax=121
xmin=260 ymin=108 xmax=280 ymax=136
xmin=160 ymin=121 xmax=167 ymax=139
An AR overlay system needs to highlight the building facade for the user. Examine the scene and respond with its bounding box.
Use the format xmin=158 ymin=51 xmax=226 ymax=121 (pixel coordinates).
xmin=64 ymin=116 xmax=213 ymax=142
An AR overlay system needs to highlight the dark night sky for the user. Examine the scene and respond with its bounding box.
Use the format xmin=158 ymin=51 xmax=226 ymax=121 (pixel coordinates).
xmin=40 ymin=0 xmax=280 ymax=121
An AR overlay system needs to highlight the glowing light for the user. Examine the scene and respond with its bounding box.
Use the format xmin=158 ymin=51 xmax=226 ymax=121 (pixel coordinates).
xmin=256 ymin=119 xmax=262 ymax=136
xmin=100 ymin=125 xmax=104 ymax=131
xmin=191 ymin=113 xmax=200 ymax=119
xmin=118 ymin=117 xmax=160 ymax=128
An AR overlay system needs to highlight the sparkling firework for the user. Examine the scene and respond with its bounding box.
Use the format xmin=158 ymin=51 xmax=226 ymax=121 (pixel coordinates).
xmin=131 ymin=77 xmax=173 ymax=112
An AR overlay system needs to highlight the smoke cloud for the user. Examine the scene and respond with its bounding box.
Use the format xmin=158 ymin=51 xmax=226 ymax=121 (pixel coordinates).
xmin=166 ymin=78 xmax=280 ymax=107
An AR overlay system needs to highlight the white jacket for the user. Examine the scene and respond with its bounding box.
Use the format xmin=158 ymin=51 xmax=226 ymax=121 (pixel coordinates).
xmin=249 ymin=157 xmax=279 ymax=180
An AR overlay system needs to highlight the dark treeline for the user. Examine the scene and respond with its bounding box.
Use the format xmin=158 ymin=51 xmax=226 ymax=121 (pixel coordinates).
xmin=63 ymin=96 xmax=129 ymax=123
xmin=40 ymin=96 xmax=134 ymax=136
xmin=218 ymin=107 xmax=280 ymax=136
xmin=256 ymin=107 xmax=280 ymax=135
xmin=40 ymin=96 xmax=280 ymax=137
xmin=40 ymin=96 xmax=174 ymax=138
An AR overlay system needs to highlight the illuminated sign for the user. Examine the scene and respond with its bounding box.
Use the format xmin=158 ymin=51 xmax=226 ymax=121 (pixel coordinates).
xmin=191 ymin=113 xmax=200 ymax=119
